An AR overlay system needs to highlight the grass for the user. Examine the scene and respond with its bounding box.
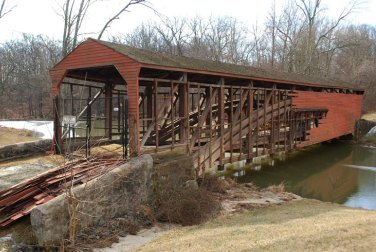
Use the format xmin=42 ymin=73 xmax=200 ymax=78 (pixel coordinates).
xmin=136 ymin=199 xmax=376 ymax=252
xmin=0 ymin=127 xmax=38 ymax=146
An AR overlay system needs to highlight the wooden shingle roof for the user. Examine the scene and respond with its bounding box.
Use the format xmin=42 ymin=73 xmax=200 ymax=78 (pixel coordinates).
xmin=94 ymin=39 xmax=361 ymax=90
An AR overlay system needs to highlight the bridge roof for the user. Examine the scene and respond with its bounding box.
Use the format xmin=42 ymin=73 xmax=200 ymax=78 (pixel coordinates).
xmin=94 ymin=39 xmax=362 ymax=91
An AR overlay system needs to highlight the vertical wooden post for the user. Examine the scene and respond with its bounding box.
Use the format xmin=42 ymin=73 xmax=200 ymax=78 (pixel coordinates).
xmin=197 ymin=85 xmax=201 ymax=169
xmin=218 ymin=78 xmax=225 ymax=170
xmin=205 ymin=86 xmax=211 ymax=140
xmin=209 ymin=86 xmax=213 ymax=166
xmin=105 ymin=83 xmax=113 ymax=139
xmin=117 ymin=90 xmax=121 ymax=134
xmin=277 ymin=89 xmax=281 ymax=152
xmin=154 ymin=80 xmax=159 ymax=152
xmin=53 ymin=96 xmax=62 ymax=154
xmin=229 ymin=86 xmax=234 ymax=163
xmin=238 ymin=87 xmax=243 ymax=161
xmin=289 ymin=109 xmax=295 ymax=150
xmin=86 ymin=87 xmax=92 ymax=157
xmin=170 ymin=81 xmax=175 ymax=149
xmin=146 ymin=86 xmax=153 ymax=128
xmin=263 ymin=89 xmax=267 ymax=155
xmin=270 ymin=85 xmax=276 ymax=154
xmin=186 ymin=82 xmax=190 ymax=147
xmin=179 ymin=73 xmax=188 ymax=143
xmin=115 ymin=63 xmax=141 ymax=157
xmin=247 ymin=81 xmax=254 ymax=162
xmin=256 ymin=89 xmax=260 ymax=156
xmin=284 ymin=90 xmax=288 ymax=151
xmin=70 ymin=84 xmax=75 ymax=138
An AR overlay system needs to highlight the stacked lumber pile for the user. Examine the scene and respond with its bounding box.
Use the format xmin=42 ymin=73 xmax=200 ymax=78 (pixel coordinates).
xmin=0 ymin=157 xmax=126 ymax=227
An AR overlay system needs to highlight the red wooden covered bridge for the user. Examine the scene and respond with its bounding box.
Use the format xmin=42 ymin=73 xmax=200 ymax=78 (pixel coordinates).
xmin=50 ymin=38 xmax=364 ymax=174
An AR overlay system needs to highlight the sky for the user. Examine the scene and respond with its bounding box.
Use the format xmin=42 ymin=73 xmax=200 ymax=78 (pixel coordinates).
xmin=0 ymin=0 xmax=375 ymax=43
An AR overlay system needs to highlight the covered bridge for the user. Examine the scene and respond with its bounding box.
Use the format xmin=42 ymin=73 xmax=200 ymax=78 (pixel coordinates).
xmin=50 ymin=39 xmax=364 ymax=174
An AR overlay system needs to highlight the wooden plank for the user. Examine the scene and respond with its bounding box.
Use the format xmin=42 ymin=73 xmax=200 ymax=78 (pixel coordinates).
xmin=194 ymin=98 xmax=291 ymax=170
xmin=140 ymin=83 xmax=178 ymax=147
xmin=189 ymin=88 xmax=219 ymax=150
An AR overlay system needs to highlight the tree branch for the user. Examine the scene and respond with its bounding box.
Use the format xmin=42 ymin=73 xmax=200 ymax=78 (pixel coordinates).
xmin=97 ymin=0 xmax=157 ymax=40
xmin=0 ymin=0 xmax=16 ymax=20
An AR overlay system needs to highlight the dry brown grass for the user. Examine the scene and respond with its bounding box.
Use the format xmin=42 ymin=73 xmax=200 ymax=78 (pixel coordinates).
xmin=0 ymin=154 xmax=64 ymax=168
xmin=135 ymin=199 xmax=376 ymax=252
xmin=0 ymin=127 xmax=38 ymax=146
xmin=362 ymin=112 xmax=376 ymax=122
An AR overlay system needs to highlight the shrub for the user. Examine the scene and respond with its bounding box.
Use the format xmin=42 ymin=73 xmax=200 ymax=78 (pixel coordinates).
xmin=155 ymin=186 xmax=220 ymax=226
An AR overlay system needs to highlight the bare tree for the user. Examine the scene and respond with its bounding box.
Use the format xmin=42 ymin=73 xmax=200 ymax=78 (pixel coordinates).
xmin=120 ymin=16 xmax=253 ymax=64
xmin=0 ymin=0 xmax=15 ymax=20
xmin=0 ymin=35 xmax=61 ymax=118
xmin=154 ymin=17 xmax=189 ymax=56
xmin=295 ymin=0 xmax=360 ymax=74
xmin=97 ymin=0 xmax=154 ymax=40
xmin=114 ymin=22 xmax=160 ymax=51
xmin=60 ymin=0 xmax=94 ymax=56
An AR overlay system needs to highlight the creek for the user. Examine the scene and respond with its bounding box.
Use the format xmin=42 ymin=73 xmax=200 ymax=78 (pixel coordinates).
xmin=234 ymin=143 xmax=376 ymax=210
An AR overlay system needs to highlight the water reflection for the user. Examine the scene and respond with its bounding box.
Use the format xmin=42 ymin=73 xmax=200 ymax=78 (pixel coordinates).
xmin=343 ymin=147 xmax=376 ymax=209
xmin=235 ymin=144 xmax=376 ymax=210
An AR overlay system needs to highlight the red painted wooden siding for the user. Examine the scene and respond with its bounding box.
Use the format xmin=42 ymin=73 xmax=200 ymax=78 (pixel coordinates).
xmin=292 ymin=91 xmax=363 ymax=147
xmin=51 ymin=39 xmax=141 ymax=155
xmin=115 ymin=63 xmax=141 ymax=156
xmin=52 ymin=39 xmax=141 ymax=96
xmin=50 ymin=69 xmax=67 ymax=96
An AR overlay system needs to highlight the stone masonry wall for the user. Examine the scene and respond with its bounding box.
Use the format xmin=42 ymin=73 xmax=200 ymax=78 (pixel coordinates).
xmin=0 ymin=139 xmax=51 ymax=161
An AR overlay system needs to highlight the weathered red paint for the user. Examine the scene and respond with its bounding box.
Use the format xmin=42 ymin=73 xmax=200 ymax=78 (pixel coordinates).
xmin=292 ymin=91 xmax=363 ymax=147
xmin=51 ymin=39 xmax=141 ymax=156
xmin=50 ymin=39 xmax=365 ymax=158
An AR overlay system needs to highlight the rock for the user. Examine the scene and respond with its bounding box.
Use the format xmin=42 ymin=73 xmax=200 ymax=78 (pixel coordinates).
xmin=30 ymin=155 xmax=154 ymax=246
xmin=118 ymin=231 xmax=127 ymax=237
xmin=0 ymin=139 xmax=51 ymax=161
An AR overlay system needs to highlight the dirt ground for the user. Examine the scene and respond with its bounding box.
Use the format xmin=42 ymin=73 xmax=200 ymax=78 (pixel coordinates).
xmin=0 ymin=127 xmax=38 ymax=146
xmin=135 ymin=199 xmax=376 ymax=252
xmin=0 ymin=155 xmax=64 ymax=191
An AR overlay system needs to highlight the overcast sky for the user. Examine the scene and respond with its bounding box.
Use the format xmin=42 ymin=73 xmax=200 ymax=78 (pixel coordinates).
xmin=0 ymin=0 xmax=375 ymax=43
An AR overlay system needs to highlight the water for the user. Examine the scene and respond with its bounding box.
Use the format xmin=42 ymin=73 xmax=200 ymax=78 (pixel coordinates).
xmin=235 ymin=143 xmax=376 ymax=210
